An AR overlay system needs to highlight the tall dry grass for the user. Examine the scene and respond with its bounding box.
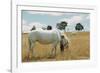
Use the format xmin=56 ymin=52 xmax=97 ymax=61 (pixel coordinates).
xmin=22 ymin=32 xmax=90 ymax=62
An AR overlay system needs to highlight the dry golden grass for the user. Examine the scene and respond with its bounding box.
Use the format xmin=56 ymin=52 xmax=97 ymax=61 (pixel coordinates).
xmin=22 ymin=32 xmax=90 ymax=62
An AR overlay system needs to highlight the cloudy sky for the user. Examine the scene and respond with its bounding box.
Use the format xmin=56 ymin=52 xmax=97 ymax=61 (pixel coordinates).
xmin=22 ymin=10 xmax=90 ymax=32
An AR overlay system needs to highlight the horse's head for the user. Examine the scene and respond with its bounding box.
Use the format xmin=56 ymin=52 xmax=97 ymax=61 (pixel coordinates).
xmin=60 ymin=34 xmax=69 ymax=52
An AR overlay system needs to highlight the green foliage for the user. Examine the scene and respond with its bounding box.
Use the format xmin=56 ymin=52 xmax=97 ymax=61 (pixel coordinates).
xmin=75 ymin=23 xmax=84 ymax=31
xmin=56 ymin=21 xmax=68 ymax=31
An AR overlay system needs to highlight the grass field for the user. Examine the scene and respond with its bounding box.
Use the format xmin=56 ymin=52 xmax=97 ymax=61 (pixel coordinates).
xmin=22 ymin=32 xmax=90 ymax=62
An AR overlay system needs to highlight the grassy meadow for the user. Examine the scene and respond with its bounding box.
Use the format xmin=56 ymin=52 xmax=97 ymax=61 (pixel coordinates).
xmin=22 ymin=32 xmax=90 ymax=62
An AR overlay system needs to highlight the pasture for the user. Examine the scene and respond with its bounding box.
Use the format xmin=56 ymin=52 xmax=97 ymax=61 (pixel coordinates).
xmin=22 ymin=32 xmax=90 ymax=62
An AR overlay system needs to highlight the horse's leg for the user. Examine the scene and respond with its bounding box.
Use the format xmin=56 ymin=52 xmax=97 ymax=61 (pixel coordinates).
xmin=52 ymin=42 xmax=58 ymax=57
xmin=50 ymin=47 xmax=54 ymax=57
xmin=27 ymin=39 xmax=35 ymax=60
xmin=50 ymin=45 xmax=55 ymax=57
xmin=30 ymin=42 xmax=35 ymax=57
xmin=54 ymin=47 xmax=57 ymax=57
xmin=27 ymin=38 xmax=31 ymax=60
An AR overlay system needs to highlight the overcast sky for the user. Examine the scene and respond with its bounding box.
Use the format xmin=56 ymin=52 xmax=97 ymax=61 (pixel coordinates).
xmin=22 ymin=10 xmax=90 ymax=32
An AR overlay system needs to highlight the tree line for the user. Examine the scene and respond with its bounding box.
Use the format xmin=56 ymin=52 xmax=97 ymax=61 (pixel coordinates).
xmin=56 ymin=21 xmax=84 ymax=32
xmin=30 ymin=21 xmax=84 ymax=32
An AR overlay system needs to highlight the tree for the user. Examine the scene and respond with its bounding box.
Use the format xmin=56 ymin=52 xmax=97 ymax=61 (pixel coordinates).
xmin=47 ymin=25 xmax=52 ymax=30
xmin=75 ymin=23 xmax=84 ymax=31
xmin=56 ymin=21 xmax=68 ymax=32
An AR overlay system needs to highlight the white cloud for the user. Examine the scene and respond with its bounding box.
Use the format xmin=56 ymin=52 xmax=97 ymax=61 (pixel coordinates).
xmin=22 ymin=25 xmax=30 ymax=33
xmin=70 ymin=16 xmax=82 ymax=24
xmin=59 ymin=15 xmax=90 ymax=31
xmin=29 ymin=22 xmax=47 ymax=28
xmin=22 ymin=21 xmax=47 ymax=33
xmin=60 ymin=15 xmax=83 ymax=25
xmin=22 ymin=19 xmax=27 ymax=25
xmin=22 ymin=19 xmax=30 ymax=33
xmin=27 ymin=11 xmax=64 ymax=16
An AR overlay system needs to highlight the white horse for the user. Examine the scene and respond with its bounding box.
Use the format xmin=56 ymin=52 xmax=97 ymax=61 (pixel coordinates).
xmin=27 ymin=28 xmax=69 ymax=58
